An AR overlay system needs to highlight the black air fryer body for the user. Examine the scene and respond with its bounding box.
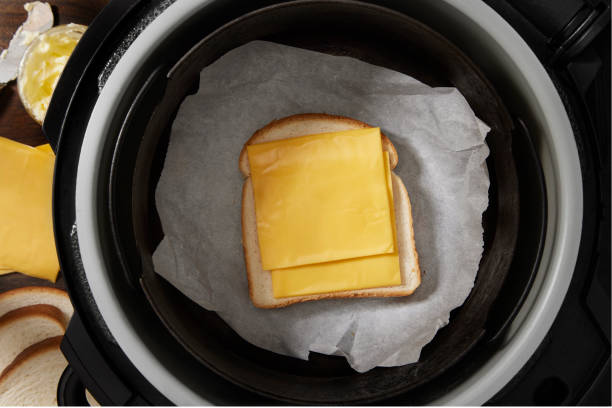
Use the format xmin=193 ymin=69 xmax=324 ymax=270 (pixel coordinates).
xmin=44 ymin=0 xmax=610 ymax=405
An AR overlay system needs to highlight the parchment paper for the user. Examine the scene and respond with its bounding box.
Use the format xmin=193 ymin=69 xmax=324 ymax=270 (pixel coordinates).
xmin=152 ymin=41 xmax=490 ymax=373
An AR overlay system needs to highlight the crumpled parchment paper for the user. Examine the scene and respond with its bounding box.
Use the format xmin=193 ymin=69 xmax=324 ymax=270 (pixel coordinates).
xmin=152 ymin=41 xmax=490 ymax=373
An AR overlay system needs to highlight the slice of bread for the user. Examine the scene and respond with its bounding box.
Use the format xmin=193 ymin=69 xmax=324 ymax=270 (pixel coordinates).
xmin=0 ymin=336 xmax=67 ymax=406
xmin=0 ymin=304 xmax=66 ymax=374
xmin=0 ymin=286 xmax=73 ymax=327
xmin=240 ymin=114 xmax=420 ymax=308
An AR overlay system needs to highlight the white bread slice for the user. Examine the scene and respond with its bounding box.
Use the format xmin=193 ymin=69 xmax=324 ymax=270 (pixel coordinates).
xmin=240 ymin=114 xmax=420 ymax=308
xmin=0 ymin=336 xmax=67 ymax=406
xmin=0 ymin=304 xmax=66 ymax=374
xmin=0 ymin=286 xmax=73 ymax=327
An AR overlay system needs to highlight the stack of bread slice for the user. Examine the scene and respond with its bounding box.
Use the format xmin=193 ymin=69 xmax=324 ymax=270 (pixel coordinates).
xmin=0 ymin=286 xmax=73 ymax=405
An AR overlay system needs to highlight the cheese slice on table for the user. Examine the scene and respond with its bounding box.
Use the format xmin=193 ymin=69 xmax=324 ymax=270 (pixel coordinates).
xmin=247 ymin=127 xmax=395 ymax=270
xmin=0 ymin=145 xmax=53 ymax=275
xmin=272 ymin=152 xmax=400 ymax=297
xmin=0 ymin=137 xmax=59 ymax=281
xmin=36 ymin=144 xmax=55 ymax=155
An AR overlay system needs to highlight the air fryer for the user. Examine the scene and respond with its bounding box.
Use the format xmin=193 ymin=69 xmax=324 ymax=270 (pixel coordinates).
xmin=44 ymin=0 xmax=607 ymax=405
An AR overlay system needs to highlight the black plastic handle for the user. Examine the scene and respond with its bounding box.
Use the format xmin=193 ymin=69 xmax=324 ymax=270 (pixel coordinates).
xmin=59 ymin=312 xmax=137 ymax=406
xmin=57 ymin=366 xmax=89 ymax=406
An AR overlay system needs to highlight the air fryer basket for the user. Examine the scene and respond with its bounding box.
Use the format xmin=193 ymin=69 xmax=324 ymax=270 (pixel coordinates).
xmin=94 ymin=0 xmax=544 ymax=404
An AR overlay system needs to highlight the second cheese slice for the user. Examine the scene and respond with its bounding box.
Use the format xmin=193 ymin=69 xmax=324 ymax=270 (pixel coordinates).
xmin=0 ymin=138 xmax=59 ymax=281
xmin=247 ymin=127 xmax=395 ymax=270
xmin=271 ymin=152 xmax=401 ymax=297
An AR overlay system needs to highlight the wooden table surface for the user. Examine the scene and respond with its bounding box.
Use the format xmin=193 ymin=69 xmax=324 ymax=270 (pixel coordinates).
xmin=0 ymin=0 xmax=108 ymax=293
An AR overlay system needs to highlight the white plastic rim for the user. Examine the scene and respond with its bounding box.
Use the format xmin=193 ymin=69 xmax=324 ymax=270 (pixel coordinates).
xmin=74 ymin=0 xmax=582 ymax=405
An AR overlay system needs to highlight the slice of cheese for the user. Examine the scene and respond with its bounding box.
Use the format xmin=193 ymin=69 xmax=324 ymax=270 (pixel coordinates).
xmin=272 ymin=252 xmax=401 ymax=297
xmin=0 ymin=137 xmax=59 ymax=281
xmin=0 ymin=145 xmax=53 ymax=275
xmin=272 ymin=152 xmax=400 ymax=297
xmin=247 ymin=127 xmax=395 ymax=270
xmin=36 ymin=144 xmax=54 ymax=155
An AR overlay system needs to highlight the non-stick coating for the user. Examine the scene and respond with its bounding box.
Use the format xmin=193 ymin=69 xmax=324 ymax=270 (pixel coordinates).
xmin=108 ymin=1 xmax=519 ymax=404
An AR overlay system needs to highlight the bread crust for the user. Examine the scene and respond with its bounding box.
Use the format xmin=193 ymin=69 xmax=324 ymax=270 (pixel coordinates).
xmin=0 ymin=286 xmax=69 ymax=303
xmin=0 ymin=286 xmax=72 ymax=326
xmin=240 ymin=114 xmax=420 ymax=308
xmin=0 ymin=336 xmax=62 ymax=379
xmin=0 ymin=304 xmax=65 ymax=330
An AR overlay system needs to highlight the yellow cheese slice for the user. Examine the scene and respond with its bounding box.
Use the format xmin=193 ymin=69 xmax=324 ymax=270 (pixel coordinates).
xmin=0 ymin=146 xmax=52 ymax=274
xmin=272 ymin=152 xmax=401 ymax=297
xmin=272 ymin=252 xmax=401 ymax=297
xmin=36 ymin=144 xmax=55 ymax=155
xmin=247 ymin=127 xmax=395 ymax=270
xmin=0 ymin=144 xmax=52 ymax=275
xmin=0 ymin=137 xmax=59 ymax=281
